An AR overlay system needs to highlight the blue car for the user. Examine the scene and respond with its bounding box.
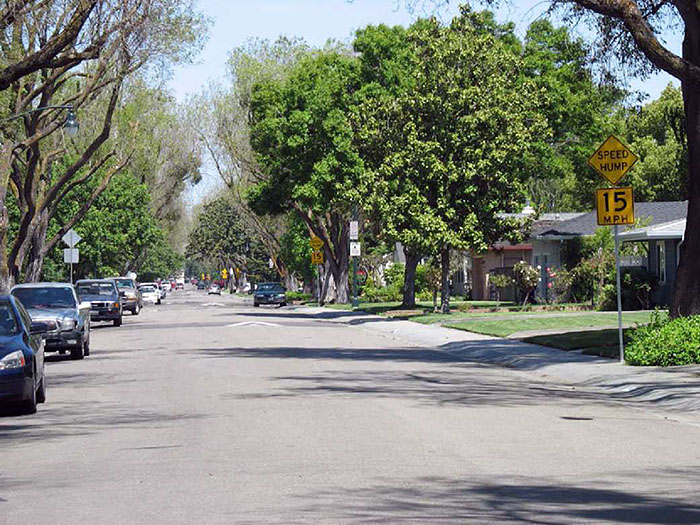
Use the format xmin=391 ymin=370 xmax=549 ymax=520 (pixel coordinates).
xmin=0 ymin=295 xmax=47 ymax=415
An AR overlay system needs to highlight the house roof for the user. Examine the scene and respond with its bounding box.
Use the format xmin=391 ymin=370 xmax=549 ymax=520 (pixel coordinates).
xmin=618 ymin=218 xmax=686 ymax=242
xmin=536 ymin=201 xmax=687 ymax=239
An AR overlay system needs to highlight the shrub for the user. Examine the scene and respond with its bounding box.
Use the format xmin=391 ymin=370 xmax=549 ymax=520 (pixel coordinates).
xmin=286 ymin=291 xmax=311 ymax=302
xmin=547 ymin=267 xmax=572 ymax=304
xmin=513 ymin=261 xmax=538 ymax=307
xmin=384 ymin=263 xmax=405 ymax=288
xmin=626 ymin=312 xmax=700 ymax=366
xmin=489 ymin=273 xmax=513 ymax=303
xmin=598 ymin=268 xmax=658 ymax=311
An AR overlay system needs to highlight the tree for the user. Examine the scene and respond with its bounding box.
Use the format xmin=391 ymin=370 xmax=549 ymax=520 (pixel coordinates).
xmin=248 ymin=50 xmax=368 ymax=303
xmin=0 ymin=0 xmax=205 ymax=290
xmin=408 ymin=0 xmax=700 ymax=317
xmin=355 ymin=8 xmax=546 ymax=312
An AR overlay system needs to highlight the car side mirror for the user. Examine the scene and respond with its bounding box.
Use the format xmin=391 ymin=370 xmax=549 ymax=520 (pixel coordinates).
xmin=29 ymin=322 xmax=48 ymax=335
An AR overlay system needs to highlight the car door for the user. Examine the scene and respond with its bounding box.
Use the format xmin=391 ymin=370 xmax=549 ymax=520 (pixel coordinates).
xmin=16 ymin=300 xmax=43 ymax=384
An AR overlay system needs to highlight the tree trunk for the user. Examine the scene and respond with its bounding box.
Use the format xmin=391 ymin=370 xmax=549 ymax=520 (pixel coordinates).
xmin=402 ymin=250 xmax=420 ymax=308
xmin=672 ymin=22 xmax=700 ymax=317
xmin=440 ymin=246 xmax=450 ymax=314
xmin=25 ymin=209 xmax=50 ymax=283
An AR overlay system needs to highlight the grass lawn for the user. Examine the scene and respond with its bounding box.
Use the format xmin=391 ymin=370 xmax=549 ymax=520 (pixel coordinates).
xmin=521 ymin=328 xmax=634 ymax=359
xmin=448 ymin=311 xmax=655 ymax=338
xmin=324 ymin=300 xmax=510 ymax=315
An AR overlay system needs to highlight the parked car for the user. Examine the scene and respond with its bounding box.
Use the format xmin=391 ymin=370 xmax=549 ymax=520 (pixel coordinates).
xmin=139 ymin=284 xmax=160 ymax=305
xmin=140 ymin=282 xmax=164 ymax=302
xmin=75 ymin=279 xmax=123 ymax=327
xmin=111 ymin=277 xmax=142 ymax=315
xmin=11 ymin=283 xmax=91 ymax=359
xmin=161 ymin=281 xmax=172 ymax=293
xmin=207 ymin=284 xmax=221 ymax=295
xmin=175 ymin=278 xmax=185 ymax=290
xmin=0 ymin=296 xmax=47 ymax=414
xmin=253 ymin=282 xmax=287 ymax=307
xmin=197 ymin=282 xmax=207 ymax=291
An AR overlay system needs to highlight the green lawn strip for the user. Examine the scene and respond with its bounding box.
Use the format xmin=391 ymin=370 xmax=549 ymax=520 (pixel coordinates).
xmin=448 ymin=312 xmax=654 ymax=338
xmin=521 ymin=328 xmax=637 ymax=359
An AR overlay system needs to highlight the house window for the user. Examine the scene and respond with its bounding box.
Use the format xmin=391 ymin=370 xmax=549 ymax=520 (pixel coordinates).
xmin=657 ymin=242 xmax=666 ymax=283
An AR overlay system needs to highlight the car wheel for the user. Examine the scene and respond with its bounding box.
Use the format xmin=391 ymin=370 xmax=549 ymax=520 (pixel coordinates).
xmin=83 ymin=333 xmax=90 ymax=357
xmin=113 ymin=316 xmax=122 ymax=327
xmin=254 ymin=302 xmax=260 ymax=307
xmin=280 ymin=302 xmax=286 ymax=307
xmin=20 ymin=373 xmax=37 ymax=415
xmin=71 ymin=340 xmax=84 ymax=360
xmin=36 ymin=374 xmax=46 ymax=404
xmin=132 ymin=303 xmax=140 ymax=316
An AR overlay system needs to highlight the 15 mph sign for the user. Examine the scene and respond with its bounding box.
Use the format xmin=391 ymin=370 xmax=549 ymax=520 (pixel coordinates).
xmin=588 ymin=135 xmax=638 ymax=185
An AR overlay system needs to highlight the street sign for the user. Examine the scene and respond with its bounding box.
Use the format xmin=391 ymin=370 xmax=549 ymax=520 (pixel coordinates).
xmin=63 ymin=248 xmax=79 ymax=264
xmin=349 ymin=220 xmax=359 ymax=241
xmin=311 ymin=250 xmax=324 ymax=265
xmin=309 ymin=236 xmax=324 ymax=250
xmin=222 ymin=268 xmax=228 ymax=279
xmin=596 ymin=187 xmax=635 ymax=226
xmin=588 ymin=135 xmax=638 ymax=185
xmin=350 ymin=241 xmax=361 ymax=257
xmin=62 ymin=229 xmax=81 ymax=248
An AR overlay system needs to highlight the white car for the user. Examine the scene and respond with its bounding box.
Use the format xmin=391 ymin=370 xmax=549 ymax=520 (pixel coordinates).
xmin=139 ymin=285 xmax=160 ymax=305
xmin=161 ymin=281 xmax=172 ymax=293
xmin=141 ymin=282 xmax=165 ymax=301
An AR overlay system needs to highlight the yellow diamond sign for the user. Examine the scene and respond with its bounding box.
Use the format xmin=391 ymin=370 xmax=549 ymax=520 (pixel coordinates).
xmin=588 ymin=135 xmax=638 ymax=185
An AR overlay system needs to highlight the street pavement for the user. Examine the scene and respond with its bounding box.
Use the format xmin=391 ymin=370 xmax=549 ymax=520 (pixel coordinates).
xmin=2 ymin=289 xmax=700 ymax=523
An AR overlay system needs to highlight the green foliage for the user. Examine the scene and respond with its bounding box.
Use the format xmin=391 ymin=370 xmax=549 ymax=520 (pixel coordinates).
xmin=286 ymin=291 xmax=311 ymax=302
xmin=625 ymin=312 xmax=700 ymax=366
xmin=384 ymin=263 xmax=405 ymax=288
xmin=360 ymin=276 xmax=403 ymax=303
xmin=278 ymin=214 xmax=315 ymax=283
xmin=44 ymin=173 xmax=179 ymax=281
xmin=598 ymin=267 xmax=659 ymax=311
xmin=490 ymin=273 xmax=513 ymax=289
xmin=513 ymin=261 xmax=539 ymax=306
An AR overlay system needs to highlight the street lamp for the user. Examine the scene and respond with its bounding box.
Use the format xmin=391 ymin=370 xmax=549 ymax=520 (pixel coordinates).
xmin=5 ymin=104 xmax=79 ymax=136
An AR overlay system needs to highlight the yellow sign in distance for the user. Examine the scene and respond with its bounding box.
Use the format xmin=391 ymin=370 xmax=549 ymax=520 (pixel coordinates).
xmin=596 ymin=187 xmax=635 ymax=226
xmin=588 ymin=135 xmax=638 ymax=185
xmin=311 ymin=250 xmax=324 ymax=265
xmin=309 ymin=236 xmax=324 ymax=250
xmin=221 ymin=268 xmax=228 ymax=279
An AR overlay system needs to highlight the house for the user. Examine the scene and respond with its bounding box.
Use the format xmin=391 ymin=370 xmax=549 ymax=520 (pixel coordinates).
xmin=534 ymin=201 xmax=687 ymax=302
xmin=618 ymin=218 xmax=685 ymax=305
xmin=470 ymin=212 xmax=584 ymax=301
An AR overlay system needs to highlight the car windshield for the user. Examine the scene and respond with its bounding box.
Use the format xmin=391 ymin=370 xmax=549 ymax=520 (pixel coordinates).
xmin=140 ymin=286 xmax=155 ymax=293
xmin=77 ymin=283 xmax=116 ymax=297
xmin=0 ymin=302 xmax=18 ymax=336
xmin=257 ymin=283 xmax=283 ymax=292
xmin=13 ymin=287 xmax=76 ymax=309
xmin=115 ymin=279 xmax=135 ymax=289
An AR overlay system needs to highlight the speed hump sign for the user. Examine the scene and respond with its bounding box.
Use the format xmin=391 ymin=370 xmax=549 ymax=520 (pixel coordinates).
xmin=596 ymin=187 xmax=635 ymax=226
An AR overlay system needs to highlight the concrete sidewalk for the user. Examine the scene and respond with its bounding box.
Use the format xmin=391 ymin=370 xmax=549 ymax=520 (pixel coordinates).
xmin=300 ymin=306 xmax=700 ymax=417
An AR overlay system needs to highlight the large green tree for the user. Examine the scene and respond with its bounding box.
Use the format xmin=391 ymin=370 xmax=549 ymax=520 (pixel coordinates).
xmin=355 ymin=9 xmax=546 ymax=310
xmin=248 ymin=50 xmax=368 ymax=303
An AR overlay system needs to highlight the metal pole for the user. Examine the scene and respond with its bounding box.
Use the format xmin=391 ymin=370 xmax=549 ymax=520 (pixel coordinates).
xmin=614 ymin=225 xmax=624 ymax=363
xmin=317 ymin=264 xmax=322 ymax=306
xmin=352 ymin=205 xmax=359 ymax=308
xmin=70 ymin=261 xmax=73 ymax=285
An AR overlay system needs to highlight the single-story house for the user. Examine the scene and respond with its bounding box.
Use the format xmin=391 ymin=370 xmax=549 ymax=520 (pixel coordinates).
xmin=618 ymin=218 xmax=686 ymax=305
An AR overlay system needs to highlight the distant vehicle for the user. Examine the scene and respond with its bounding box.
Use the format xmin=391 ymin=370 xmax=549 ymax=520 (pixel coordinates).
xmin=112 ymin=277 xmax=142 ymax=315
xmin=76 ymin=279 xmax=123 ymax=327
xmin=207 ymin=284 xmax=221 ymax=295
xmin=197 ymin=282 xmax=207 ymax=290
xmin=0 ymin=296 xmax=47 ymax=414
xmin=253 ymin=282 xmax=286 ymax=307
xmin=141 ymin=282 xmax=164 ymax=301
xmin=11 ymin=283 xmax=91 ymax=359
xmin=175 ymin=278 xmax=185 ymax=290
xmin=139 ymin=284 xmax=160 ymax=305
xmin=162 ymin=281 xmax=172 ymax=293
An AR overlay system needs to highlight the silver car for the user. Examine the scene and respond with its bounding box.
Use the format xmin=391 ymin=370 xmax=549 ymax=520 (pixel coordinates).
xmin=11 ymin=283 xmax=91 ymax=360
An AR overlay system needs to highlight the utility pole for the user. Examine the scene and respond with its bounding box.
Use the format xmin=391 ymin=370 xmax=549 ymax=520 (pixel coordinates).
xmin=351 ymin=205 xmax=359 ymax=308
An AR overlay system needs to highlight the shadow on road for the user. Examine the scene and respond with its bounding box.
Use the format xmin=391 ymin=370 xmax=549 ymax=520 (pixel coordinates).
xmin=298 ymin=472 xmax=700 ymax=523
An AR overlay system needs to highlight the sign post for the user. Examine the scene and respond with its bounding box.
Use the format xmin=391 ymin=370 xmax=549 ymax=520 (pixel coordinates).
xmin=61 ymin=229 xmax=81 ymax=284
xmin=589 ymin=136 xmax=637 ymax=364
xmin=309 ymin=236 xmax=325 ymax=306
xmin=350 ymin=208 xmax=360 ymax=308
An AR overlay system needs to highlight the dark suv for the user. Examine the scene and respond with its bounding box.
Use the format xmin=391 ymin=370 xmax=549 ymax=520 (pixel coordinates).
xmin=111 ymin=277 xmax=142 ymax=315
xmin=76 ymin=279 xmax=123 ymax=326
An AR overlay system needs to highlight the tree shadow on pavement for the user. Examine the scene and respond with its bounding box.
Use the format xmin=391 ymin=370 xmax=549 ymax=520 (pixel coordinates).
xmin=296 ymin=471 xmax=700 ymax=523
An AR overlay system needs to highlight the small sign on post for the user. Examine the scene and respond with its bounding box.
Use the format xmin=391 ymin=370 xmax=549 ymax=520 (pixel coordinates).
xmin=309 ymin=236 xmax=324 ymax=250
xmin=596 ymin=187 xmax=635 ymax=226
xmin=350 ymin=241 xmax=361 ymax=257
xmin=62 ymin=229 xmax=82 ymax=248
xmin=349 ymin=221 xmax=359 ymax=241
xmin=311 ymin=250 xmax=324 ymax=265
xmin=588 ymin=135 xmax=638 ymax=185
xmin=63 ymin=248 xmax=79 ymax=264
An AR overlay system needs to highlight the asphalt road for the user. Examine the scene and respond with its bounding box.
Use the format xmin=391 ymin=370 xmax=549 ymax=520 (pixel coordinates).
xmin=3 ymin=289 xmax=700 ymax=524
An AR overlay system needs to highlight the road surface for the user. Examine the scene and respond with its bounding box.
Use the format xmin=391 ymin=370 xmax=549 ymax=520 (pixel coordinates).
xmin=2 ymin=289 xmax=700 ymax=523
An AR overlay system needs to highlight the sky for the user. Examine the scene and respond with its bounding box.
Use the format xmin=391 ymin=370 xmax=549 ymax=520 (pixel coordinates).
xmin=171 ymin=0 xmax=681 ymax=203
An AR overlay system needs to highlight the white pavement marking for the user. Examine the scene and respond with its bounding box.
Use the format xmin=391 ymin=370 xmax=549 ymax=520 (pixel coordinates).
xmin=226 ymin=321 xmax=281 ymax=327
xmin=201 ymin=302 xmax=225 ymax=307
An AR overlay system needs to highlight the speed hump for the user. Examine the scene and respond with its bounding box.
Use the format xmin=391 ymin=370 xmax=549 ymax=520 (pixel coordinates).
xmin=596 ymin=187 xmax=635 ymax=226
